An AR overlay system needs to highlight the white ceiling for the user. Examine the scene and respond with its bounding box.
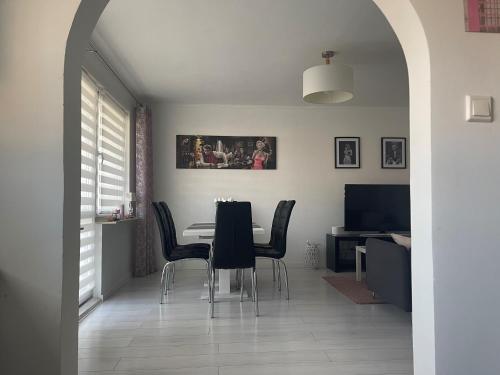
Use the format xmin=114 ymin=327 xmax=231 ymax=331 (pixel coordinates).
xmin=92 ymin=0 xmax=408 ymax=107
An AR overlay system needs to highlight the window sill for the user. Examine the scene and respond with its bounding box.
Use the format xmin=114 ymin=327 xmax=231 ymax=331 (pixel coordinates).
xmin=95 ymin=217 xmax=139 ymax=225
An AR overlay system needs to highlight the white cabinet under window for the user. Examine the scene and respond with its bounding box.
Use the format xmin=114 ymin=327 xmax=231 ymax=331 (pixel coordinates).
xmin=79 ymin=71 xmax=130 ymax=306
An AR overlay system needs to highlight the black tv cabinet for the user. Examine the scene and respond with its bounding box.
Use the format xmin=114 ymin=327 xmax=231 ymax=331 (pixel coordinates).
xmin=326 ymin=233 xmax=396 ymax=272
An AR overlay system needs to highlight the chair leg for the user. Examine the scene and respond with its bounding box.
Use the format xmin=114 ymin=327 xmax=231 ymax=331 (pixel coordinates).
xmin=235 ymin=269 xmax=241 ymax=289
xmin=160 ymin=262 xmax=168 ymax=304
xmin=206 ymin=260 xmax=212 ymax=303
xmin=272 ymin=259 xmax=276 ymax=282
xmin=277 ymin=261 xmax=281 ymax=291
xmin=252 ymin=267 xmax=259 ymax=316
xmin=279 ymin=260 xmax=290 ymax=300
xmin=240 ymin=269 xmax=244 ymax=302
xmin=165 ymin=263 xmax=172 ymax=292
xmin=210 ymin=268 xmax=215 ymax=318
xmin=171 ymin=263 xmax=176 ymax=285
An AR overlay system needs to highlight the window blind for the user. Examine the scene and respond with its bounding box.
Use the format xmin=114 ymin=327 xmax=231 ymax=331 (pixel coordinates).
xmin=80 ymin=73 xmax=98 ymax=305
xmin=97 ymin=93 xmax=128 ymax=214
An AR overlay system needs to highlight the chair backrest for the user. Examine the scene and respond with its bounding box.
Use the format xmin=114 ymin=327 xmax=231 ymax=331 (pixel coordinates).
xmin=269 ymin=200 xmax=286 ymax=247
xmin=152 ymin=201 xmax=176 ymax=260
xmin=271 ymin=200 xmax=296 ymax=257
xmin=152 ymin=202 xmax=172 ymax=260
xmin=159 ymin=201 xmax=178 ymax=248
xmin=213 ymin=201 xmax=255 ymax=269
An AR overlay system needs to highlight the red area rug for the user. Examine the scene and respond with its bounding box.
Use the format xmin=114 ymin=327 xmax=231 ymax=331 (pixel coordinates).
xmin=323 ymin=275 xmax=386 ymax=305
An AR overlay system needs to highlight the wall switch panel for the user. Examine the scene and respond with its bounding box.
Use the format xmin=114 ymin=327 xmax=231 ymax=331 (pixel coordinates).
xmin=466 ymin=95 xmax=493 ymax=122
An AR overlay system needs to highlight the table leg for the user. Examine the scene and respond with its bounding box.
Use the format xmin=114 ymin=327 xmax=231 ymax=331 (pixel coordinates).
xmin=218 ymin=269 xmax=231 ymax=294
xmin=355 ymin=249 xmax=362 ymax=282
xmin=202 ymin=269 xmax=251 ymax=300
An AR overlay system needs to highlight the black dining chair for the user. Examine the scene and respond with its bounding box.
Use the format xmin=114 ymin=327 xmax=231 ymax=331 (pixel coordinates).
xmin=210 ymin=201 xmax=258 ymax=317
xmin=254 ymin=200 xmax=295 ymax=299
xmin=254 ymin=200 xmax=286 ymax=282
xmin=152 ymin=201 xmax=212 ymax=304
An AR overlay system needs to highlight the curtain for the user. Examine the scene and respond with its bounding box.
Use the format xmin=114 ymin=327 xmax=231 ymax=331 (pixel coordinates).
xmin=134 ymin=105 xmax=157 ymax=277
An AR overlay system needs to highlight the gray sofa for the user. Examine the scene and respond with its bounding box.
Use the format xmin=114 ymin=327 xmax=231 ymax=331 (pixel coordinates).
xmin=365 ymin=238 xmax=412 ymax=312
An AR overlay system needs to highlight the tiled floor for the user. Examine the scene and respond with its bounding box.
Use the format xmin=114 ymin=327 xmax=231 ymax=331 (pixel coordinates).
xmin=79 ymin=267 xmax=413 ymax=374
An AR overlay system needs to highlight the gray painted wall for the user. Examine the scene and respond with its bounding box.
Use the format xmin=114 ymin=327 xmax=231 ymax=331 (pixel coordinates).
xmin=100 ymin=222 xmax=136 ymax=298
xmin=0 ymin=1 xmax=86 ymax=373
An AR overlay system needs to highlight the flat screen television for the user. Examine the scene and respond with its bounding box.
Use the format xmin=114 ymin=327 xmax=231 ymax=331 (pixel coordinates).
xmin=344 ymin=184 xmax=410 ymax=232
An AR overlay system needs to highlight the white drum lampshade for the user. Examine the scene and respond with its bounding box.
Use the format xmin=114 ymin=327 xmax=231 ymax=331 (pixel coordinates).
xmin=303 ymin=51 xmax=354 ymax=104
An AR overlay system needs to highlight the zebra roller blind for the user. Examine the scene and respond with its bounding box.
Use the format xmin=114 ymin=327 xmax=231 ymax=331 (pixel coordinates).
xmin=97 ymin=93 xmax=128 ymax=215
xmin=80 ymin=73 xmax=99 ymax=305
xmin=79 ymin=72 xmax=129 ymax=306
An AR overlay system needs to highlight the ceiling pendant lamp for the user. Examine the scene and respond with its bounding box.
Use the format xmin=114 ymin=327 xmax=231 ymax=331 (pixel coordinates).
xmin=303 ymin=50 xmax=354 ymax=104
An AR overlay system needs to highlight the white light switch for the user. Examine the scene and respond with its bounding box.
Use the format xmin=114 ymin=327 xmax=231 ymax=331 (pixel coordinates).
xmin=466 ymin=95 xmax=493 ymax=122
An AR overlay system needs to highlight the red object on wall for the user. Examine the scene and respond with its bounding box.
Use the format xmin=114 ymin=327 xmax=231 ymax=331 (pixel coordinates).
xmin=465 ymin=0 xmax=500 ymax=33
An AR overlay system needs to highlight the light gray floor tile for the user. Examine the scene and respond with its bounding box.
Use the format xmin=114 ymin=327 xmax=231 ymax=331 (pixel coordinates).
xmin=219 ymin=362 xmax=412 ymax=375
xmin=78 ymin=357 xmax=119 ymax=372
xmin=78 ymin=268 xmax=413 ymax=374
xmin=115 ymin=350 xmax=330 ymax=371
xmin=79 ymin=337 xmax=133 ymax=349
xmin=79 ymin=343 xmax=219 ymax=359
xmin=79 ymin=368 xmax=219 ymax=375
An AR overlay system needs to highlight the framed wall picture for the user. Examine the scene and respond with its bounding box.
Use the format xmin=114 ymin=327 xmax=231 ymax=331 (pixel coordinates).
xmin=176 ymin=135 xmax=276 ymax=170
xmin=335 ymin=137 xmax=360 ymax=169
xmin=464 ymin=0 xmax=500 ymax=33
xmin=381 ymin=137 xmax=407 ymax=169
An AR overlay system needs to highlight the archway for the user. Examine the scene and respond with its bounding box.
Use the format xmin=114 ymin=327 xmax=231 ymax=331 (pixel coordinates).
xmin=63 ymin=1 xmax=434 ymax=374
xmin=373 ymin=4 xmax=434 ymax=375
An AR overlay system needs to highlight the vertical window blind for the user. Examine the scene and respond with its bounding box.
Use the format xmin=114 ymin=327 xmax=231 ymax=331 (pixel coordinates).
xmin=80 ymin=73 xmax=99 ymax=305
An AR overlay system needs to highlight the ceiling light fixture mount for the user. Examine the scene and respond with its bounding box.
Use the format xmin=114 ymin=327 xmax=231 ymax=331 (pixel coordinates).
xmin=303 ymin=50 xmax=354 ymax=104
xmin=321 ymin=50 xmax=336 ymax=64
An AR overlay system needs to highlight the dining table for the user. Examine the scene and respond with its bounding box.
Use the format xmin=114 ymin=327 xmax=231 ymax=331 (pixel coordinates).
xmin=183 ymin=222 xmax=265 ymax=297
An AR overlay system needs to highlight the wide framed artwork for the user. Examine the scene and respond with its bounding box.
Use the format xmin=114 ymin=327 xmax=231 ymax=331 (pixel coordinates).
xmin=176 ymin=135 xmax=276 ymax=170
xmin=334 ymin=137 xmax=360 ymax=169
xmin=464 ymin=0 xmax=500 ymax=33
xmin=381 ymin=137 xmax=407 ymax=169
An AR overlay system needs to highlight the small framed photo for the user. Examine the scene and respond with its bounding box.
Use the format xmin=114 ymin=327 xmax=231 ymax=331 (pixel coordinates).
xmin=335 ymin=137 xmax=360 ymax=169
xmin=381 ymin=137 xmax=406 ymax=169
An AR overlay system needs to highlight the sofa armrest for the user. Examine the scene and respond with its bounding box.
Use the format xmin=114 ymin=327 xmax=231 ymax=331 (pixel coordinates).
xmin=365 ymin=238 xmax=412 ymax=311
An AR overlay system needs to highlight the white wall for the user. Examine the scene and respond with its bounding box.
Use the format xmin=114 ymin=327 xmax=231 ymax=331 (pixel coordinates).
xmin=373 ymin=2 xmax=435 ymax=374
xmin=153 ymin=104 xmax=409 ymax=267
xmin=378 ymin=1 xmax=500 ymax=374
xmin=0 ymin=1 xmax=81 ymax=374
xmin=405 ymin=1 xmax=500 ymax=374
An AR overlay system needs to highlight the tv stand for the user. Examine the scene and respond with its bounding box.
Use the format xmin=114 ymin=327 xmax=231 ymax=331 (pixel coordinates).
xmin=359 ymin=233 xmax=393 ymax=238
xmin=326 ymin=232 xmax=401 ymax=272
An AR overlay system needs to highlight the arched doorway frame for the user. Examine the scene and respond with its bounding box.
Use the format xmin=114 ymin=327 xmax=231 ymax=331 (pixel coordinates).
xmin=63 ymin=1 xmax=434 ymax=374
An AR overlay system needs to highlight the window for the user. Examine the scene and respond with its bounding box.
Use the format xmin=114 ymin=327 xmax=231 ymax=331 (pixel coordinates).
xmin=97 ymin=93 xmax=129 ymax=215
xmin=80 ymin=73 xmax=99 ymax=305
xmin=79 ymin=71 xmax=129 ymax=306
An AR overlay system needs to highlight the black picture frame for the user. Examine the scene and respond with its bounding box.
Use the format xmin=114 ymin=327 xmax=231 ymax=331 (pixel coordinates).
xmin=381 ymin=137 xmax=407 ymax=169
xmin=334 ymin=137 xmax=360 ymax=169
